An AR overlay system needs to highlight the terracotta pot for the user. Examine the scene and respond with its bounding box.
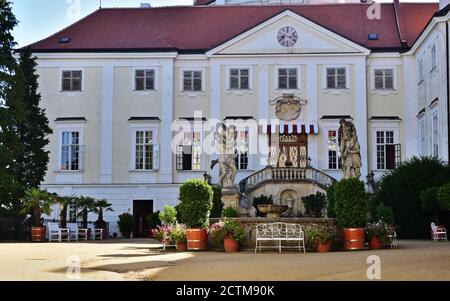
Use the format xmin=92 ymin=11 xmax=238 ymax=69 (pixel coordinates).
xmin=343 ymin=228 xmax=365 ymax=250
xmin=369 ymin=236 xmax=383 ymax=250
xmin=224 ymin=238 xmax=239 ymax=253
xmin=176 ymin=242 xmax=187 ymax=252
xmin=31 ymin=226 xmax=46 ymax=242
xmin=186 ymin=229 xmax=208 ymax=251
xmin=316 ymin=240 xmax=333 ymax=252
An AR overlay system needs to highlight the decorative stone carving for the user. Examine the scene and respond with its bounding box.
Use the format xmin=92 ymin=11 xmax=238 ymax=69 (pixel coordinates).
xmin=338 ymin=119 xmax=362 ymax=179
xmin=270 ymin=93 xmax=308 ymax=121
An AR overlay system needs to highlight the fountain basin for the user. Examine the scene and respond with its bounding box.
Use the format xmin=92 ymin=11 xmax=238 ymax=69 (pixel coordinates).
xmin=257 ymin=204 xmax=288 ymax=219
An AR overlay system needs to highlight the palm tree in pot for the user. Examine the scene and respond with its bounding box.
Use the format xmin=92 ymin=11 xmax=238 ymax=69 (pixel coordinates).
xmin=20 ymin=188 xmax=55 ymax=242
xmin=76 ymin=196 xmax=95 ymax=229
xmin=92 ymin=199 xmax=114 ymax=238
xmin=56 ymin=195 xmax=75 ymax=228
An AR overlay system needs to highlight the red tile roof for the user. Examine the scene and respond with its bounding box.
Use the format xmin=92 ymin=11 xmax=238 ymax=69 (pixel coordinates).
xmin=28 ymin=3 xmax=439 ymax=53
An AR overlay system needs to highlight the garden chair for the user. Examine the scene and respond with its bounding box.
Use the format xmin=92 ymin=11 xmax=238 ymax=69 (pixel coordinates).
xmin=47 ymin=222 xmax=70 ymax=242
xmin=387 ymin=230 xmax=398 ymax=248
xmin=88 ymin=224 xmax=104 ymax=240
xmin=67 ymin=223 xmax=88 ymax=241
xmin=431 ymin=222 xmax=447 ymax=242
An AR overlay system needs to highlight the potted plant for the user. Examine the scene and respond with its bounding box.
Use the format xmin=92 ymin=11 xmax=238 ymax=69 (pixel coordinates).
xmin=151 ymin=224 xmax=174 ymax=246
xmin=117 ymin=212 xmax=134 ymax=238
xmin=92 ymin=199 xmax=114 ymax=239
xmin=178 ymin=179 xmax=213 ymax=251
xmin=55 ymin=195 xmax=75 ymax=229
xmin=302 ymin=192 xmax=327 ymax=218
xmin=159 ymin=205 xmax=178 ymax=225
xmin=307 ymin=224 xmax=338 ymax=252
xmin=20 ymin=188 xmax=55 ymax=242
xmin=252 ymin=194 xmax=273 ymax=217
xmin=332 ymin=178 xmax=368 ymax=250
xmin=171 ymin=223 xmax=187 ymax=251
xmin=366 ymin=221 xmax=389 ymax=250
xmin=222 ymin=220 xmax=246 ymax=252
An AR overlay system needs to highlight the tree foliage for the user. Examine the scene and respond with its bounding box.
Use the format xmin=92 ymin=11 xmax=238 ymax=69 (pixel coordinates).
xmin=178 ymin=179 xmax=213 ymax=228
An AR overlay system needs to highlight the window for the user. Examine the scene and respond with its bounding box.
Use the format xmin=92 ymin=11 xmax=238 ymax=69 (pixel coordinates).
xmin=183 ymin=71 xmax=202 ymax=91
xmin=235 ymin=130 xmax=249 ymax=170
xmin=376 ymin=130 xmax=400 ymax=170
xmin=61 ymin=71 xmax=82 ymax=92
xmin=278 ymin=68 xmax=297 ymax=90
xmin=135 ymin=130 xmax=155 ymax=170
xmin=418 ymin=59 xmax=424 ymax=82
xmin=176 ymin=131 xmax=201 ymax=171
xmin=374 ymin=68 xmax=394 ymax=90
xmin=61 ymin=131 xmax=81 ymax=171
xmin=431 ymin=45 xmax=437 ymax=70
xmin=229 ymin=69 xmax=249 ymax=90
xmin=135 ymin=69 xmax=155 ymax=91
xmin=419 ymin=121 xmax=426 ymax=156
xmin=326 ymin=67 xmax=346 ymax=89
xmin=327 ymin=130 xmax=341 ymax=170
xmin=432 ymin=113 xmax=439 ymax=157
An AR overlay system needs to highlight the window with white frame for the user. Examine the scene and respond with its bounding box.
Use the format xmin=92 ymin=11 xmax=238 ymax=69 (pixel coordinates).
xmin=60 ymin=131 xmax=81 ymax=171
xmin=176 ymin=131 xmax=201 ymax=171
xmin=183 ymin=71 xmax=202 ymax=91
xmin=134 ymin=130 xmax=158 ymax=170
xmin=327 ymin=130 xmax=341 ymax=170
xmin=229 ymin=68 xmax=249 ymax=90
xmin=234 ymin=130 xmax=249 ymax=170
xmin=419 ymin=120 xmax=426 ymax=156
xmin=61 ymin=70 xmax=82 ymax=92
xmin=432 ymin=112 xmax=439 ymax=157
xmin=326 ymin=67 xmax=346 ymax=89
xmin=374 ymin=68 xmax=394 ymax=90
xmin=418 ymin=58 xmax=424 ymax=83
xmin=135 ymin=69 xmax=155 ymax=91
xmin=278 ymin=68 xmax=297 ymax=90
xmin=431 ymin=44 xmax=437 ymax=70
xmin=376 ymin=130 xmax=400 ymax=170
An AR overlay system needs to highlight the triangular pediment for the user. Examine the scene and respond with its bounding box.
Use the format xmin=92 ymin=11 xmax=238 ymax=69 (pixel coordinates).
xmin=207 ymin=10 xmax=370 ymax=56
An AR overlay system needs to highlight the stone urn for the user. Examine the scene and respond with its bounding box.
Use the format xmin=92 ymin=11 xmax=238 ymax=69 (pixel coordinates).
xmin=257 ymin=204 xmax=288 ymax=219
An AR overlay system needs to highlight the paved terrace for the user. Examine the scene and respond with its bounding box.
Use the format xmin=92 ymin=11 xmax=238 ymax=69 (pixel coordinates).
xmin=0 ymin=239 xmax=449 ymax=281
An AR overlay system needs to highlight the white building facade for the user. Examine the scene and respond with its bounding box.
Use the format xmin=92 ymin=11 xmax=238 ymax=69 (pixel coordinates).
xmin=28 ymin=1 xmax=450 ymax=236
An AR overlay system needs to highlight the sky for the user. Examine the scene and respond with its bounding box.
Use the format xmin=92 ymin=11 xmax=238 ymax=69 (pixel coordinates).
xmin=11 ymin=0 xmax=438 ymax=47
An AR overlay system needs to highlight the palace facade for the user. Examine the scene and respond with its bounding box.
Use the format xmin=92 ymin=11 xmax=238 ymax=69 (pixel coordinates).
xmin=28 ymin=1 xmax=450 ymax=236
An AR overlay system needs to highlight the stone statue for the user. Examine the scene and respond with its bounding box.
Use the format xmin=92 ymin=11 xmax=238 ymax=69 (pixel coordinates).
xmin=211 ymin=122 xmax=238 ymax=191
xmin=338 ymin=119 xmax=362 ymax=179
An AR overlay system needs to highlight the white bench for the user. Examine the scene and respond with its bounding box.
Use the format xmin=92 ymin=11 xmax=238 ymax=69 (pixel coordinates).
xmin=255 ymin=222 xmax=306 ymax=253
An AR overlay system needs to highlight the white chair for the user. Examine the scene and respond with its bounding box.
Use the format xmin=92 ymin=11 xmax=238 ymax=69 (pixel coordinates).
xmin=88 ymin=225 xmax=104 ymax=240
xmin=48 ymin=222 xmax=70 ymax=242
xmin=431 ymin=222 xmax=447 ymax=242
xmin=67 ymin=223 xmax=88 ymax=241
xmin=387 ymin=230 xmax=398 ymax=248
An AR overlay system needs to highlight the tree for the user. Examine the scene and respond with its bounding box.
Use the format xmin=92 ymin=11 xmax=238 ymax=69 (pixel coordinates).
xmin=91 ymin=199 xmax=114 ymax=229
xmin=19 ymin=188 xmax=55 ymax=227
xmin=420 ymin=187 xmax=441 ymax=223
xmin=76 ymin=196 xmax=95 ymax=228
xmin=437 ymin=184 xmax=450 ymax=212
xmin=55 ymin=195 xmax=75 ymax=228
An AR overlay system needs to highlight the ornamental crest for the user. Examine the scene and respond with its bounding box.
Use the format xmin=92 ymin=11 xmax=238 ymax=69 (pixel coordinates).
xmin=270 ymin=93 xmax=308 ymax=121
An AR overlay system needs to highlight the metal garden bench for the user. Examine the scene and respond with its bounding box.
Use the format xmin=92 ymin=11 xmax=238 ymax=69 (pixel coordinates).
xmin=255 ymin=222 xmax=306 ymax=253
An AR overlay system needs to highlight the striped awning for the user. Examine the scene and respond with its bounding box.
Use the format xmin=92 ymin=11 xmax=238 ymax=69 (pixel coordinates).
xmin=260 ymin=121 xmax=319 ymax=135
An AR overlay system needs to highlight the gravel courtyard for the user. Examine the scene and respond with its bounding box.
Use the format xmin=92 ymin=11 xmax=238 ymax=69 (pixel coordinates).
xmin=0 ymin=239 xmax=449 ymax=281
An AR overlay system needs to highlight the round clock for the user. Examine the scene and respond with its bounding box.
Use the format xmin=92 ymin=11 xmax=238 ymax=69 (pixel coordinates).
xmin=277 ymin=26 xmax=298 ymax=47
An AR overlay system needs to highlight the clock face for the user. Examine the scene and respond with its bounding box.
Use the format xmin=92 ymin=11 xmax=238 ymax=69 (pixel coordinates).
xmin=277 ymin=26 xmax=298 ymax=47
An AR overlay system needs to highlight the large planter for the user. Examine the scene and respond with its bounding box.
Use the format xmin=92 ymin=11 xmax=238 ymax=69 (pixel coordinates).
xmin=224 ymin=238 xmax=239 ymax=253
xmin=316 ymin=241 xmax=333 ymax=253
xmin=176 ymin=242 xmax=187 ymax=252
xmin=186 ymin=229 xmax=208 ymax=251
xmin=343 ymin=228 xmax=365 ymax=250
xmin=369 ymin=236 xmax=383 ymax=250
xmin=31 ymin=226 xmax=46 ymax=242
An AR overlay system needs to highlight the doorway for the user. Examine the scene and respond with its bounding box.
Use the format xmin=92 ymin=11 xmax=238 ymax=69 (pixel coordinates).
xmin=133 ymin=200 xmax=153 ymax=238
xmin=278 ymin=133 xmax=308 ymax=168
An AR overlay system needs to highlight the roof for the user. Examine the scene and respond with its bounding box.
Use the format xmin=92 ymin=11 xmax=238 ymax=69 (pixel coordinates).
xmin=194 ymin=0 xmax=215 ymax=5
xmin=28 ymin=3 xmax=439 ymax=54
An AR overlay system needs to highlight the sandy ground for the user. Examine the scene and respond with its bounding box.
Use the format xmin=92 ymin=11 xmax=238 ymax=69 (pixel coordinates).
xmin=0 ymin=239 xmax=449 ymax=281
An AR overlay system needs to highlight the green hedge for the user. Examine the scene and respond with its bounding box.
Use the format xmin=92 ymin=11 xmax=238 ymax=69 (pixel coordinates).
xmin=178 ymin=179 xmax=213 ymax=228
xmin=210 ymin=186 xmax=223 ymax=218
xmin=334 ymin=178 xmax=368 ymax=228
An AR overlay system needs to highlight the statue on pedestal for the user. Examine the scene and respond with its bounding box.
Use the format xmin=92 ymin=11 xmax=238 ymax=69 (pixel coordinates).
xmin=338 ymin=119 xmax=362 ymax=179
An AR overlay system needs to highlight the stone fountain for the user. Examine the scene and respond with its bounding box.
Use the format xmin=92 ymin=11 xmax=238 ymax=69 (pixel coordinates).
xmin=257 ymin=204 xmax=288 ymax=219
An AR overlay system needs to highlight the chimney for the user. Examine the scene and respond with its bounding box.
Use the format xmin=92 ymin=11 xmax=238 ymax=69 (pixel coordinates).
xmin=440 ymin=0 xmax=450 ymax=10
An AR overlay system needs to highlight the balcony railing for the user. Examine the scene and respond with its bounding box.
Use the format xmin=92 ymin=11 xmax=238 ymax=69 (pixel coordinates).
xmin=239 ymin=166 xmax=337 ymax=194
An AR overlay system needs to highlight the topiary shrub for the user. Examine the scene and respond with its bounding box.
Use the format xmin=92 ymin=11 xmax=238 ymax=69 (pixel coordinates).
xmin=438 ymin=183 xmax=450 ymax=211
xmin=326 ymin=183 xmax=337 ymax=218
xmin=302 ymin=192 xmax=326 ymax=218
xmin=117 ymin=213 xmax=134 ymax=238
xmin=159 ymin=205 xmax=177 ymax=225
xmin=146 ymin=211 xmax=161 ymax=230
xmin=334 ymin=178 xmax=368 ymax=228
xmin=420 ymin=187 xmax=441 ymax=223
xmin=222 ymin=206 xmax=238 ymax=218
xmin=178 ymin=179 xmax=213 ymax=229
xmin=375 ymin=157 xmax=450 ymax=238
xmin=210 ymin=186 xmax=223 ymax=218
xmin=375 ymin=202 xmax=395 ymax=225
xmin=252 ymin=195 xmax=273 ymax=217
